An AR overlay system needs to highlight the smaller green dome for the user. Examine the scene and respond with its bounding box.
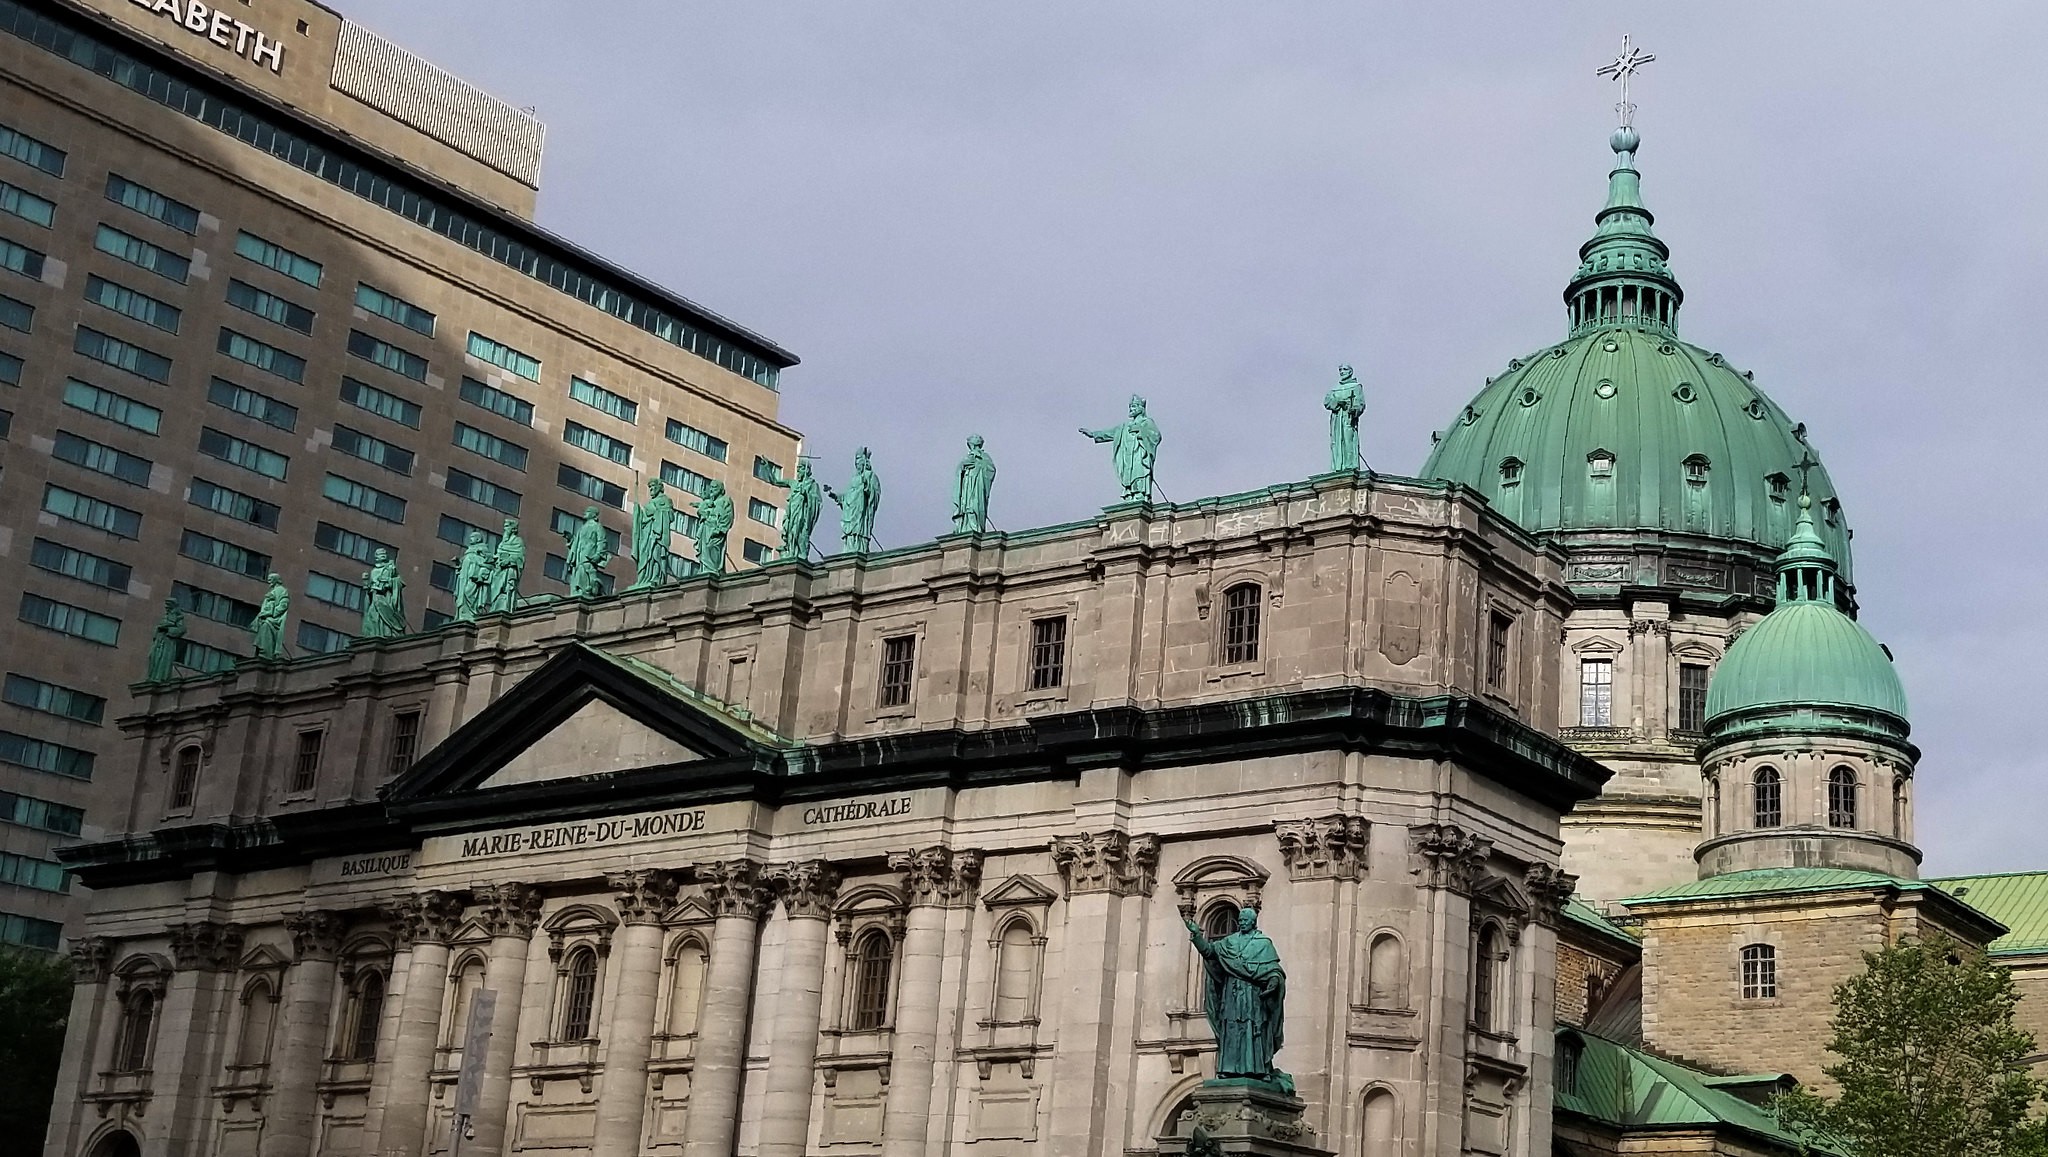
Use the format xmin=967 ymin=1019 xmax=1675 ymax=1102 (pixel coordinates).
xmin=1705 ymin=602 xmax=1908 ymax=725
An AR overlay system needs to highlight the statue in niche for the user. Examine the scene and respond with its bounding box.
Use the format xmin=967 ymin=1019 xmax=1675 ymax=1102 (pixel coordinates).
xmin=772 ymin=460 xmax=823 ymax=562
xmin=251 ymin=574 xmax=289 ymax=660
xmin=1183 ymin=906 xmax=1290 ymax=1091
xmin=951 ymin=435 xmax=997 ymax=535
xmin=562 ymin=505 xmax=612 ymax=598
xmin=359 ymin=549 xmax=408 ymax=639
xmin=1081 ymin=394 xmax=1162 ymax=502
xmin=824 ymin=447 xmax=882 ymax=555
xmin=629 ymin=479 xmax=676 ymax=591
xmin=453 ymin=530 xmax=494 ymax=622
xmin=487 ymin=518 xmax=526 ymax=613
xmin=692 ymin=480 xmax=735 ymax=575
xmin=144 ymin=598 xmax=185 ymax=683
xmin=1325 ymin=363 xmax=1365 ymax=473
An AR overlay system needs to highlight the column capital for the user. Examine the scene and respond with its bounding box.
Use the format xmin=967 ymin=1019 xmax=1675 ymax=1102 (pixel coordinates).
xmin=1524 ymin=864 xmax=1579 ymax=928
xmin=1050 ymin=831 xmax=1159 ymax=898
xmin=1407 ymin=822 xmax=1493 ymax=896
xmin=387 ymin=890 xmax=467 ymax=948
xmin=284 ymin=909 xmax=346 ymax=962
xmin=887 ymin=847 xmax=984 ymax=908
xmin=695 ymin=859 xmax=773 ymax=921
xmin=68 ymin=936 xmax=112 ymax=984
xmin=1273 ymin=814 xmax=1370 ymax=881
xmin=608 ymin=869 xmax=680 ymax=925
xmin=764 ymin=860 xmax=842 ymax=920
xmin=169 ymin=920 xmax=246 ymax=971
xmin=475 ymin=882 xmax=545 ymax=939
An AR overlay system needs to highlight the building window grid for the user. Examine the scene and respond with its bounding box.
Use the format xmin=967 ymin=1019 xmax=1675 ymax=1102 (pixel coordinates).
xmin=1740 ymin=944 xmax=1777 ymax=999
xmin=234 ymin=230 xmax=322 ymax=287
xmin=207 ymin=378 xmax=298 ymax=432
xmin=172 ymin=581 xmax=259 ymax=629
xmin=453 ymin=423 xmax=528 ymax=470
xmin=179 ymin=530 xmax=270 ymax=578
xmin=0 ymin=727 xmax=96 ymax=779
xmin=93 ymin=224 xmax=188 ymax=283
xmin=447 ymin=468 xmax=522 ymax=515
xmin=53 ymin=430 xmax=152 ymax=486
xmin=459 ymin=377 xmax=533 ymax=426
xmin=354 ymin=283 xmax=435 ymax=336
xmin=0 ymin=913 xmax=63 ymax=950
xmin=30 ymin=538 xmax=130 ymax=594
xmin=84 ymin=274 xmax=180 ymax=333
xmin=331 ymin=424 xmax=415 ymax=476
xmin=324 ymin=474 xmax=407 ymax=523
xmin=557 ymin=464 xmax=624 ymax=509
xmin=0 ymin=787 xmax=86 ymax=835
xmin=0 ymin=120 xmax=65 ymax=175
xmin=314 ymin=522 xmax=393 ymax=565
xmin=305 ymin=571 xmax=367 ymax=613
xmin=746 ymin=498 xmax=778 ymax=528
xmin=562 ymin=420 xmax=631 ymax=465
xmin=1222 ymin=583 xmax=1262 ymax=665
xmin=198 ymin=426 xmax=289 ymax=480
xmin=879 ymin=635 xmax=916 ymax=708
xmin=664 ymin=420 xmax=727 ymax=462
xmin=225 ymin=278 xmax=314 ymax=335
xmin=467 ymin=332 xmax=539 ymax=380
xmin=568 ymin=376 xmax=637 ymax=424
xmin=0 ymin=292 xmax=30 ymax=333
xmin=105 ymin=173 xmax=197 ymax=233
xmin=2 ymin=674 xmax=106 ymax=725
xmin=1579 ymin=658 xmax=1613 ymax=727
xmin=347 ymin=329 xmax=427 ymax=382
xmin=340 ymin=377 xmax=422 ymax=429
xmin=1029 ymin=616 xmax=1068 ymax=691
xmin=0 ymin=235 xmax=45 ymax=279
xmin=0 ymin=178 xmax=54 ymax=227
xmin=289 ymin=729 xmax=324 ymax=793
xmin=191 ymin=478 xmax=281 ymax=530
xmin=76 ymin=326 xmax=172 ymax=383
xmin=218 ymin=327 xmax=307 ymax=384
xmin=42 ymin=483 xmax=143 ymax=539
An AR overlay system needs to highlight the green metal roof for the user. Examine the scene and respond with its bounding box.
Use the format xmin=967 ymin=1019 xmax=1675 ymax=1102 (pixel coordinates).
xmin=1931 ymin=872 xmax=2048 ymax=956
xmin=1622 ymin=867 xmax=1916 ymax=905
xmin=1564 ymin=897 xmax=1641 ymax=950
xmin=1556 ymin=1028 xmax=1838 ymax=1154
xmin=583 ymin=644 xmax=796 ymax=748
xmin=1704 ymin=602 xmax=1909 ymax=726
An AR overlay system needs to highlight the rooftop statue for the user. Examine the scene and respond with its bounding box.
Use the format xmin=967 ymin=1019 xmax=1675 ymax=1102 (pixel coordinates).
xmin=629 ymin=479 xmax=676 ymax=591
xmin=824 ymin=447 xmax=882 ymax=555
xmin=772 ymin=460 xmax=823 ymax=561
xmin=487 ymin=518 xmax=526 ymax=614
xmin=360 ymin=548 xmax=408 ymax=639
xmin=693 ymin=479 xmax=735 ymax=576
xmin=952 ymin=435 xmax=996 ymax=534
xmin=1081 ymin=394 xmax=1162 ymax=503
xmin=453 ymin=530 xmax=493 ymax=622
xmin=563 ymin=505 xmax=612 ymax=598
xmin=144 ymin=598 xmax=185 ymax=683
xmin=1183 ymin=906 xmax=1290 ymax=1091
xmin=1325 ymin=363 xmax=1366 ymax=473
xmin=251 ymin=573 xmax=289 ymax=660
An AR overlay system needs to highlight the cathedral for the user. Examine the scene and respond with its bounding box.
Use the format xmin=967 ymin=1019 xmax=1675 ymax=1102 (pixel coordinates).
xmin=43 ymin=83 xmax=2048 ymax=1157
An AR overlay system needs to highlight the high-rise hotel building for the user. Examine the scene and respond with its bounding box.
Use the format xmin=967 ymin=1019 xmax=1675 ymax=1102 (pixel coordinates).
xmin=0 ymin=0 xmax=801 ymax=948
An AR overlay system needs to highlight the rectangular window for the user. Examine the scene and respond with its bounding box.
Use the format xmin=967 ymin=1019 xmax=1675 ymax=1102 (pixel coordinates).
xmin=173 ymin=581 xmax=258 ymax=629
xmin=746 ymin=498 xmax=778 ymax=528
xmin=339 ymin=377 xmax=422 ymax=428
xmin=0 ymin=351 xmax=20 ymax=385
xmin=175 ymin=638 xmax=238 ymax=675
xmin=30 ymin=538 xmax=130 ymax=591
xmin=84 ymin=275 xmax=180 ymax=333
xmin=0 ymin=292 xmax=30 ymax=333
xmin=1579 ymin=658 xmax=1614 ymax=727
xmin=353 ymin=283 xmax=435 ymax=336
xmin=663 ymin=419 xmax=728 ymax=462
xmin=557 ymin=464 xmax=624 ymax=509
xmin=1678 ymin=663 xmax=1710 ymax=732
xmin=198 ymin=426 xmax=289 ymax=480
xmin=297 ymin=621 xmax=351 ymax=656
xmin=658 ymin=460 xmax=712 ymax=497
xmin=467 ymin=331 xmax=539 ymax=380
xmin=0 ymin=913 xmax=63 ymax=951
xmin=568 ymin=376 xmax=637 ymax=424
xmin=207 ymin=377 xmax=298 ymax=432
xmin=75 ymin=326 xmax=172 ymax=383
xmin=0 ymin=789 xmax=87 ymax=836
xmin=41 ymin=484 xmax=142 ymax=539
xmin=18 ymin=594 xmax=120 ymax=648
xmin=0 ymin=407 xmax=8 ymax=438
xmin=430 ymin=559 xmax=457 ymax=593
xmin=0 ymin=122 xmax=65 ymax=176
xmin=742 ymin=539 xmax=771 ymax=565
xmin=753 ymin=456 xmax=784 ymax=484
xmin=0 ymin=729 xmax=94 ymax=780
xmin=879 ymin=635 xmax=917 ymax=708
xmin=323 ymin=473 xmax=407 ymax=523
xmin=549 ymin=508 xmax=621 ymax=554
xmin=436 ymin=515 xmax=501 ymax=551
xmin=458 ymin=376 xmax=533 ymax=426
xmin=104 ymin=174 xmax=198 ymax=234
xmin=452 ymin=422 xmax=528 ymax=470
xmin=225 ymin=278 xmax=315 ymax=334
xmin=179 ymin=530 xmax=270 ymax=579
xmin=190 ymin=477 xmax=280 ymax=531
xmin=234 ymin=230 xmax=322 ymax=286
xmin=0 ymin=851 xmax=68 ymax=893
xmin=217 ymin=328 xmax=305 ymax=383
xmin=0 ymin=236 xmax=45 ymax=279
xmin=94 ymin=224 xmax=188 ymax=283
xmin=63 ymin=379 xmax=161 ymax=435
xmin=347 ymin=329 xmax=428 ymax=382
xmin=446 ymin=469 xmax=522 ymax=515
xmin=1486 ymin=612 xmax=1513 ymax=690
xmin=1741 ymin=945 xmax=1777 ymax=1000
xmin=314 ymin=522 xmax=393 ymax=565
xmin=53 ymin=431 xmax=153 ymax=486
xmin=386 ymin=711 xmax=422 ymax=777
xmin=306 ymin=571 xmax=366 ymax=612
xmin=331 ymin=424 xmax=415 ymax=476
xmin=0 ymin=179 xmax=55 ymax=228
xmin=1029 ymin=615 xmax=1069 ymax=691
xmin=1 ymin=675 xmax=106 ymax=725
xmin=562 ymin=420 xmax=631 ymax=465
xmin=289 ymin=729 xmax=325 ymax=793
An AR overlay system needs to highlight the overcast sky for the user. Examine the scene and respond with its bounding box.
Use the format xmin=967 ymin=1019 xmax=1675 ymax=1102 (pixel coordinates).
xmin=338 ymin=1 xmax=2048 ymax=876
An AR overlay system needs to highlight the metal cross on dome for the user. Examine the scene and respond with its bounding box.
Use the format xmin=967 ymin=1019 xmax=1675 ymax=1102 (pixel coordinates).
xmin=1597 ymin=34 xmax=1655 ymax=130
xmin=1793 ymin=449 xmax=1821 ymax=497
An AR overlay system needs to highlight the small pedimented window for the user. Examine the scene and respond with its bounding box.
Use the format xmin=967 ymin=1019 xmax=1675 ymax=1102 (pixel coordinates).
xmin=1683 ymin=454 xmax=1711 ymax=482
xmin=1499 ymin=457 xmax=1524 ymax=485
xmin=1766 ymin=472 xmax=1790 ymax=501
xmin=1587 ymin=449 xmax=1615 ymax=478
xmin=443 ymin=953 xmax=488 ymax=1049
xmin=111 ymin=958 xmax=167 ymax=1074
xmin=1471 ymin=922 xmax=1510 ymax=1032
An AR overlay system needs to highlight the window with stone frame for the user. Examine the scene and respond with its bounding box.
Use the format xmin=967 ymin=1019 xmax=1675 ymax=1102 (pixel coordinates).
xmin=846 ymin=927 xmax=896 ymax=1032
xmin=990 ymin=916 xmax=1043 ymax=1024
xmin=168 ymin=744 xmax=202 ymax=811
xmin=1578 ymin=657 xmax=1613 ymax=727
xmin=1558 ymin=1033 xmax=1584 ymax=1094
xmin=1740 ymin=943 xmax=1777 ymax=999
xmin=385 ymin=710 xmax=422 ymax=777
xmin=234 ymin=977 xmax=278 ymax=1067
xmin=1221 ymin=582 xmax=1262 ymax=665
xmin=1028 ymin=615 xmax=1068 ymax=691
xmin=112 ymin=965 xmax=164 ymax=1073
xmin=344 ymin=969 xmax=386 ymax=1060
xmin=1486 ymin=611 xmax=1513 ymax=690
xmin=1365 ymin=931 xmax=1408 ymax=1010
xmin=289 ymin=728 xmax=324 ymax=793
xmin=1471 ymin=923 xmax=1509 ymax=1032
xmin=558 ymin=947 xmax=599 ymax=1041
xmin=879 ymin=635 xmax=916 ymax=709
xmin=1753 ymin=766 xmax=1783 ymax=828
xmin=663 ymin=935 xmax=709 ymax=1037
xmin=1677 ymin=662 xmax=1710 ymax=732
xmin=443 ymin=955 xmax=486 ymax=1049
xmin=1828 ymin=766 xmax=1859 ymax=828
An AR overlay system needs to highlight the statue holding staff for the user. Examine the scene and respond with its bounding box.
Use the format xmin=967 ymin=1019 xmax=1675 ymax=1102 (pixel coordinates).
xmin=1325 ymin=363 xmax=1365 ymax=473
xmin=823 ymin=447 xmax=882 ymax=555
xmin=1081 ymin=394 xmax=1162 ymax=502
xmin=629 ymin=479 xmax=676 ymax=590
xmin=487 ymin=518 xmax=526 ymax=613
xmin=951 ymin=435 xmax=997 ymax=534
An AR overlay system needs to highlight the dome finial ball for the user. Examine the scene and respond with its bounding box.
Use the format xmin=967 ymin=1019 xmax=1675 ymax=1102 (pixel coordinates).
xmin=1610 ymin=125 xmax=1640 ymax=156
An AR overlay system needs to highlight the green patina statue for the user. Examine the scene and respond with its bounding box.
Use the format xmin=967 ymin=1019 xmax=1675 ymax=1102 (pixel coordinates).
xmin=951 ymin=435 xmax=996 ymax=534
xmin=1184 ymin=906 xmax=1289 ymax=1090
xmin=453 ymin=530 xmax=493 ymax=622
xmin=251 ymin=574 xmax=289 ymax=660
xmin=772 ymin=460 xmax=823 ymax=561
xmin=1081 ymin=394 xmax=1162 ymax=502
xmin=693 ymin=479 xmax=735 ymax=575
xmin=629 ymin=479 xmax=676 ymax=590
xmin=360 ymin=548 xmax=408 ymax=639
xmin=1325 ymin=363 xmax=1366 ymax=473
xmin=824 ymin=447 xmax=882 ymax=555
xmin=487 ymin=518 xmax=525 ymax=613
xmin=144 ymin=598 xmax=185 ymax=683
xmin=563 ymin=505 xmax=612 ymax=598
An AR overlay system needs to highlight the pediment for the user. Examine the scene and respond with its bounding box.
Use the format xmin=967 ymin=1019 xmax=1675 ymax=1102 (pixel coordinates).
xmin=475 ymin=698 xmax=705 ymax=789
xmin=981 ymin=873 xmax=1060 ymax=909
xmin=1472 ymin=873 xmax=1533 ymax=915
xmin=237 ymin=943 xmax=290 ymax=972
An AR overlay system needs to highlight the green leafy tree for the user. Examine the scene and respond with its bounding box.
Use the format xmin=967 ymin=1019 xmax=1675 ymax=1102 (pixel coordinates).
xmin=1774 ymin=937 xmax=2048 ymax=1157
xmin=0 ymin=947 xmax=71 ymax=1144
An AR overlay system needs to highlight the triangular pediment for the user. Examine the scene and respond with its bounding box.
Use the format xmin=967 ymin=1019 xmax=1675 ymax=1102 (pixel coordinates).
xmin=981 ymin=873 xmax=1060 ymax=909
xmin=476 ymin=698 xmax=704 ymax=789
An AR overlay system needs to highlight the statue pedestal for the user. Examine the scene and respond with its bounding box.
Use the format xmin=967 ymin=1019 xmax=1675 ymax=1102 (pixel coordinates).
xmin=1157 ymin=1080 xmax=1328 ymax=1157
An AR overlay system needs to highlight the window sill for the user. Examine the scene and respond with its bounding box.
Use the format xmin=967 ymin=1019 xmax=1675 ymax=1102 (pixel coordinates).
xmin=1207 ymin=661 xmax=1266 ymax=683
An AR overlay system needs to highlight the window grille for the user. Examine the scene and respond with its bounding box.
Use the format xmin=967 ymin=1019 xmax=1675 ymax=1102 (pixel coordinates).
xmin=1222 ymin=583 xmax=1262 ymax=664
xmin=1740 ymin=944 xmax=1777 ymax=999
xmin=1828 ymin=766 xmax=1858 ymax=828
xmin=290 ymin=730 xmax=324 ymax=793
xmin=1753 ymin=767 xmax=1783 ymax=828
xmin=1579 ymin=658 xmax=1613 ymax=727
xmin=880 ymin=635 xmax=916 ymax=708
xmin=386 ymin=712 xmax=422 ymax=777
xmin=1678 ymin=662 xmax=1710 ymax=731
xmin=1029 ymin=616 xmax=1068 ymax=690
xmin=168 ymin=745 xmax=200 ymax=810
xmin=559 ymin=950 xmax=597 ymax=1040
xmin=848 ymin=929 xmax=895 ymax=1031
xmin=1486 ymin=612 xmax=1512 ymax=689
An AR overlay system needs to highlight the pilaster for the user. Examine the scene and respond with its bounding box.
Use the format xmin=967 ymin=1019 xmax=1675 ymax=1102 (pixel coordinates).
xmin=683 ymin=860 xmax=770 ymax=1157
xmin=757 ymin=861 xmax=842 ymax=1157
xmin=1047 ymin=831 xmax=1158 ymax=1157
xmin=375 ymin=890 xmax=465 ymax=1157
xmin=163 ymin=921 xmax=244 ymax=1157
xmin=881 ymin=848 xmax=982 ymax=1157
xmin=261 ymin=910 xmax=345 ymax=1157
xmin=471 ymin=883 xmax=544 ymax=1157
xmin=592 ymin=870 xmax=679 ymax=1157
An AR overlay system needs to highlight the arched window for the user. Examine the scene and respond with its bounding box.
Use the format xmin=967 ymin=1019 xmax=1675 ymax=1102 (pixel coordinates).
xmin=115 ymin=989 xmax=156 ymax=1073
xmin=1753 ymin=767 xmax=1782 ymax=828
xmin=1202 ymin=901 xmax=1240 ymax=941
xmin=236 ymin=979 xmax=276 ymax=1066
xmin=1221 ymin=583 xmax=1262 ymax=665
xmin=1471 ymin=924 xmax=1506 ymax=1032
xmin=992 ymin=919 xmax=1040 ymax=1024
xmin=848 ymin=928 xmax=896 ymax=1032
xmin=1740 ymin=943 xmax=1777 ymax=999
xmin=1366 ymin=933 xmax=1407 ymax=1010
xmin=1362 ymin=1088 xmax=1398 ymax=1150
xmin=559 ymin=948 xmax=599 ymax=1041
xmin=169 ymin=745 xmax=201 ymax=811
xmin=348 ymin=971 xmax=385 ymax=1061
xmin=666 ymin=939 xmax=708 ymax=1036
xmin=1828 ymin=767 xmax=1859 ymax=828
xmin=445 ymin=956 xmax=486 ymax=1048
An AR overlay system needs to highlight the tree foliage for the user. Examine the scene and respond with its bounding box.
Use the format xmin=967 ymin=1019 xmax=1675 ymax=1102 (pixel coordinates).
xmin=0 ymin=947 xmax=71 ymax=1145
xmin=1774 ymin=937 xmax=2048 ymax=1157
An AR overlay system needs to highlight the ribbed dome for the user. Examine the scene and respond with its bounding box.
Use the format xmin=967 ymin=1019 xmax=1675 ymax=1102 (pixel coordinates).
xmin=1705 ymin=603 xmax=1907 ymax=725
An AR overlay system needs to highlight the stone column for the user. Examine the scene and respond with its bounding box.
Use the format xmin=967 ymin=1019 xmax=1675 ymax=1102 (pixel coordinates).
xmin=469 ymin=883 xmax=545 ymax=1157
xmin=261 ymin=910 xmax=346 ymax=1157
xmin=1273 ymin=815 xmax=1370 ymax=1122
xmin=1630 ymin=615 xmax=1672 ymax=738
xmin=879 ymin=848 xmax=981 ymax=1157
xmin=45 ymin=938 xmax=113 ymax=1157
xmin=1045 ymin=832 xmax=1159 ymax=1157
xmin=162 ymin=921 xmax=246 ymax=1156
xmin=755 ymin=861 xmax=842 ymax=1157
xmin=592 ymin=870 xmax=681 ymax=1157
xmin=683 ymin=860 xmax=772 ymax=1157
xmin=1407 ymin=823 xmax=1493 ymax=1157
xmin=1519 ymin=865 xmax=1577 ymax=1157
xmin=371 ymin=891 xmax=466 ymax=1157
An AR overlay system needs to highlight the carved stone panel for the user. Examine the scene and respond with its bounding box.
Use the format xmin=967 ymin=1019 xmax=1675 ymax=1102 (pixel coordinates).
xmin=1408 ymin=824 xmax=1493 ymax=896
xmin=1273 ymin=815 xmax=1370 ymax=881
xmin=1050 ymin=831 xmax=1160 ymax=898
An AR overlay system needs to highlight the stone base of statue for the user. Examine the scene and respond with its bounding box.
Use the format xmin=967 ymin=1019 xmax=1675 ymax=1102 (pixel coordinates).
xmin=1157 ymin=1079 xmax=1328 ymax=1157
